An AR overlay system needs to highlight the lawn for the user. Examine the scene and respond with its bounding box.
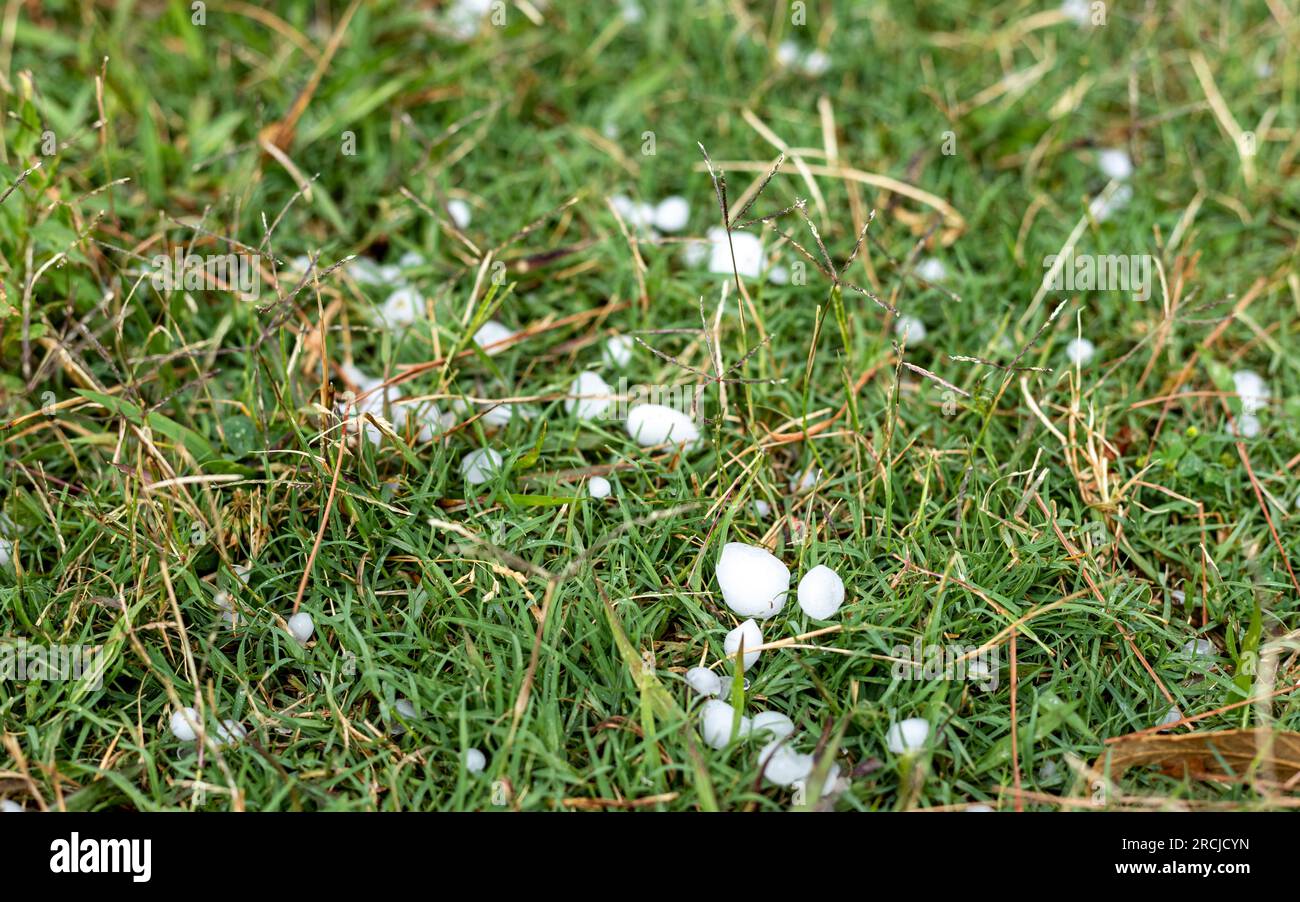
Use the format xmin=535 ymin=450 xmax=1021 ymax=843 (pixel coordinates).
xmin=1 ymin=0 xmax=1298 ymax=812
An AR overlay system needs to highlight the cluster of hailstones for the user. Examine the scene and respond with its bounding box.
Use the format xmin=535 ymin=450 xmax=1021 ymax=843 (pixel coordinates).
xmin=683 ymin=542 xmax=931 ymax=797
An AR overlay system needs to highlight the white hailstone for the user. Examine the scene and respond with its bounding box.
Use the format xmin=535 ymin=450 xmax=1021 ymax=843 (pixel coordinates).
xmin=0 ymin=538 xmax=12 ymax=569
xmin=1232 ymin=414 xmax=1261 ymax=439
xmin=447 ymin=199 xmax=472 ymax=230
xmin=707 ymin=227 xmax=764 ymax=279
xmin=610 ymin=194 xmax=636 ymax=220
xmin=395 ymin=698 xmax=418 ymax=719
xmin=465 ymin=748 xmax=487 ymax=773
xmin=445 ymin=0 xmax=492 ymax=39
xmin=340 ymin=362 xmax=380 ymax=392
xmin=1088 ymin=182 xmax=1132 ymax=221
xmin=800 ymin=49 xmax=831 ymax=77
xmin=380 ymin=264 xmax=403 ymax=283
xmin=398 ymin=250 xmax=425 ymax=269
xmin=775 ymin=41 xmax=801 ymax=68
xmin=753 ymin=500 xmax=772 ymax=518
xmin=700 ymin=699 xmax=749 ymax=749
xmin=1170 ymin=589 xmax=1187 ymax=607
xmin=1060 ymin=0 xmax=1091 ymax=25
xmin=287 ymin=255 xmax=312 ymax=274
xmin=790 ymin=467 xmax=820 ymax=492
xmin=894 ymin=315 xmax=927 ymax=344
xmin=966 ymin=804 xmax=995 ymax=812
xmin=588 ymin=476 xmax=612 ymax=499
xmin=1181 ymin=637 xmax=1216 ymax=659
xmin=766 ymin=264 xmax=790 ymax=285
xmin=797 ymin=565 xmax=845 ymax=620
xmin=603 ymin=334 xmax=634 ymax=368
xmin=480 ymin=404 xmax=515 ymax=428
xmin=724 ymin=618 xmax=764 ymax=671
xmin=347 ymin=257 xmax=386 ymax=286
xmin=685 ymin=667 xmax=722 ymax=698
xmin=1097 ymin=148 xmax=1134 ymax=181
xmin=473 ymin=320 xmax=516 ymax=356
xmin=565 ymin=370 xmax=613 ymax=420
xmin=614 ymin=198 xmax=656 ymax=232
xmin=1232 ymin=370 xmax=1268 ymax=414
xmin=377 ymin=286 xmax=423 ymax=328
xmin=758 ymin=741 xmax=814 ymax=787
xmin=916 ymin=257 xmax=947 ymax=282
xmin=751 ymin=711 xmax=795 ymax=739
xmin=681 ymin=240 xmax=710 ymax=267
xmin=216 ymin=719 xmax=247 ymax=746
xmin=214 ymin=591 xmax=236 ymax=629
xmin=287 ymin=612 xmax=315 ymax=644
xmin=233 ymin=563 xmax=251 ymax=584
xmin=170 ymin=707 xmax=201 ymax=742
xmin=885 ymin=717 xmax=931 ymax=754
xmin=1037 ymin=759 xmax=1060 ymax=783
xmin=1158 ymin=706 xmax=1183 ymax=727
xmin=621 ymin=0 xmax=645 ymax=23
xmin=1065 ymin=337 xmax=1096 ymax=366
xmin=0 ymin=800 xmax=22 ymax=813
xmin=716 ymin=543 xmax=790 ymax=619
xmin=625 ymin=404 xmax=700 ymax=448
xmin=461 ymin=448 xmax=504 ymax=486
xmin=653 ymin=196 xmax=691 ymax=233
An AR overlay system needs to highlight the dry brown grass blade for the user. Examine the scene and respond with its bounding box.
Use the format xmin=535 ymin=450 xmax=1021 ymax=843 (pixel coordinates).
xmin=1100 ymin=729 xmax=1300 ymax=784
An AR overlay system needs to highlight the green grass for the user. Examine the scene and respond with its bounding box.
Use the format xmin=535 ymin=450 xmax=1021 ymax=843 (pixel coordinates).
xmin=1 ymin=0 xmax=1298 ymax=812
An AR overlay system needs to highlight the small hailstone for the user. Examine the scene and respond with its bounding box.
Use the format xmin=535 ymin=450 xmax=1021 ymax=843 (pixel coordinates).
xmin=395 ymin=698 xmax=418 ymax=719
xmin=751 ymin=711 xmax=794 ymax=739
xmin=753 ymin=500 xmax=772 ymax=518
xmin=700 ymin=699 xmax=748 ymax=749
xmin=620 ymin=0 xmax=644 ymax=23
xmin=885 ymin=717 xmax=931 ymax=754
xmin=465 ymin=748 xmax=487 ymax=773
xmin=1232 ymin=414 xmax=1261 ymax=439
xmin=461 ymin=448 xmax=504 ymax=486
xmin=758 ymin=741 xmax=814 ymax=787
xmin=473 ymin=320 xmax=516 ymax=356
xmin=800 ymin=49 xmax=831 ymax=77
xmin=894 ymin=315 xmax=927 ymax=343
xmin=603 ymin=334 xmax=634 ymax=368
xmin=398 ymin=250 xmax=425 ymax=269
xmin=447 ymin=199 xmax=472 ymax=230
xmin=653 ymin=196 xmax=690 ymax=233
xmin=287 ymin=612 xmax=315 ymax=644
xmin=1060 ymin=0 xmax=1090 ymax=25
xmin=766 ymin=264 xmax=790 ymax=285
xmin=724 ymin=619 xmax=764 ymax=671
xmin=790 ymin=467 xmax=820 ymax=492
xmin=1065 ymin=337 xmax=1096 ymax=366
xmin=170 ymin=707 xmax=201 ymax=742
xmin=565 ymin=371 xmax=613 ymax=420
xmin=377 ymin=286 xmax=423 ymax=328
xmin=775 ymin=41 xmax=801 ymax=68
xmin=1089 ymin=182 xmax=1132 ymax=221
xmin=233 ymin=563 xmax=251 ymax=584
xmin=1038 ymin=759 xmax=1060 ymax=783
xmin=681 ymin=240 xmax=710 ymax=267
xmin=707 ymin=227 xmax=764 ymax=279
xmin=685 ymin=667 xmax=722 ymax=698
xmin=588 ymin=476 xmax=612 ymax=499
xmin=214 ymin=591 xmax=236 ymax=628
xmin=916 ymin=257 xmax=947 ymax=282
xmin=347 ymin=257 xmax=386 ymax=286
xmin=1097 ymin=148 xmax=1134 ymax=181
xmin=287 ymin=254 xmax=312 ymax=273
xmin=797 ymin=565 xmax=845 ymax=620
xmin=966 ymin=804 xmax=995 ymax=812
xmin=1232 ymin=370 xmax=1268 ymax=414
xmin=0 ymin=538 xmax=11 ymax=569
xmin=1181 ymin=637 xmax=1216 ymax=659
xmin=481 ymin=404 xmax=515 ymax=428
xmin=0 ymin=800 xmax=22 ymax=813
xmin=625 ymin=404 xmax=700 ymax=448
xmin=1158 ymin=706 xmax=1183 ymax=728
xmin=716 ymin=542 xmax=791 ymax=620
xmin=1170 ymin=589 xmax=1187 ymax=607
xmin=216 ymin=719 xmax=247 ymax=746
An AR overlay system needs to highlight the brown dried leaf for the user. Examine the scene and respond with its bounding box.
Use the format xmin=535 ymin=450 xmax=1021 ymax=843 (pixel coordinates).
xmin=1100 ymin=729 xmax=1300 ymax=784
